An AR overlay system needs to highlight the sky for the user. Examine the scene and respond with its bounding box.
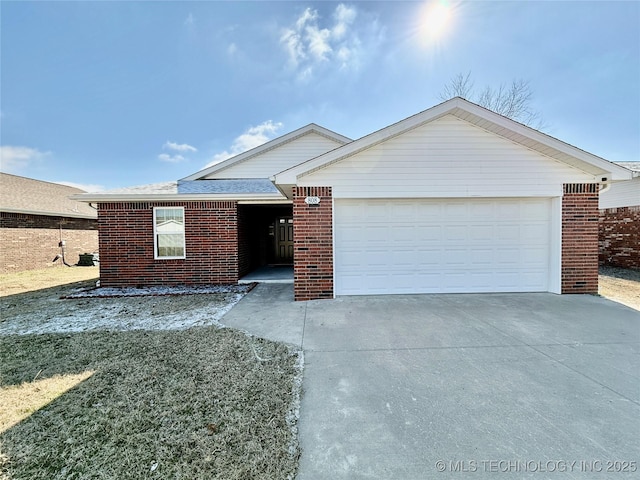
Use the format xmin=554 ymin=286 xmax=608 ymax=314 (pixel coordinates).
xmin=1 ymin=0 xmax=639 ymax=192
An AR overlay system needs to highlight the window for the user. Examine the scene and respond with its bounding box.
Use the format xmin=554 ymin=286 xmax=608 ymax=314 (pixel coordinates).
xmin=153 ymin=207 xmax=185 ymax=259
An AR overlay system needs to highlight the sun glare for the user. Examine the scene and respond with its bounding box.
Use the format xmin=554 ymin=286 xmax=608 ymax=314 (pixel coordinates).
xmin=420 ymin=0 xmax=453 ymax=43
xmin=0 ymin=371 xmax=95 ymax=434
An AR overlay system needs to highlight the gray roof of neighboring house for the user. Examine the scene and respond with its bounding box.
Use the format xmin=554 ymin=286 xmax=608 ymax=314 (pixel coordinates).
xmin=97 ymin=181 xmax=179 ymax=196
xmin=0 ymin=173 xmax=97 ymax=219
xmin=615 ymin=162 xmax=640 ymax=172
xmin=75 ymin=178 xmax=281 ymax=200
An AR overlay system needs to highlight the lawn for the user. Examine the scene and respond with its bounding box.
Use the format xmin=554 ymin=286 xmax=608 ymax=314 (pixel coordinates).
xmin=0 ymin=266 xmax=99 ymax=297
xmin=0 ymin=271 xmax=302 ymax=480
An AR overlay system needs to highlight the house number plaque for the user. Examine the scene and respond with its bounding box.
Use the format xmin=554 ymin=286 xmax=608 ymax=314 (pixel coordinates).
xmin=304 ymin=196 xmax=321 ymax=205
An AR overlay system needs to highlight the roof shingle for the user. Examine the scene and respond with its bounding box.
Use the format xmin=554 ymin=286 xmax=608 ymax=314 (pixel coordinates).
xmin=0 ymin=173 xmax=97 ymax=218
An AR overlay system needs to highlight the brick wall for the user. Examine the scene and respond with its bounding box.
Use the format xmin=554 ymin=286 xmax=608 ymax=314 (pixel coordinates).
xmin=599 ymin=206 xmax=640 ymax=269
xmin=98 ymin=201 xmax=239 ymax=287
xmin=293 ymin=187 xmax=333 ymax=301
xmin=0 ymin=212 xmax=98 ymax=273
xmin=561 ymin=184 xmax=599 ymax=293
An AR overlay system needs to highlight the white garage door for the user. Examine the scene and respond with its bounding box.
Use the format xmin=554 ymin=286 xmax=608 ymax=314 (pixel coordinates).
xmin=334 ymin=198 xmax=551 ymax=295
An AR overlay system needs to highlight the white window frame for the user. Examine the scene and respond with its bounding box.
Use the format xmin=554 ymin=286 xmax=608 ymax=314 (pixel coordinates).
xmin=153 ymin=207 xmax=186 ymax=260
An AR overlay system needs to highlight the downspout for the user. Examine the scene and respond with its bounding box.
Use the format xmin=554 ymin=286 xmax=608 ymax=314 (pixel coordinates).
xmin=58 ymin=224 xmax=72 ymax=267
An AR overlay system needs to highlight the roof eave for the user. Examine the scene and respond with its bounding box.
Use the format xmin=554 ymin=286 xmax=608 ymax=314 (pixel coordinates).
xmin=0 ymin=207 xmax=97 ymax=219
xmin=71 ymin=193 xmax=287 ymax=203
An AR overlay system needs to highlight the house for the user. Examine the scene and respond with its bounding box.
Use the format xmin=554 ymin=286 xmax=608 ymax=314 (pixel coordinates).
xmin=0 ymin=173 xmax=99 ymax=273
xmin=599 ymin=162 xmax=640 ymax=269
xmin=75 ymin=98 xmax=633 ymax=300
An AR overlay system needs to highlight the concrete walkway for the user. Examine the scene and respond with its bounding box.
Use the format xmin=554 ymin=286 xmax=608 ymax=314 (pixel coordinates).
xmin=222 ymin=284 xmax=640 ymax=479
xmin=238 ymin=265 xmax=294 ymax=284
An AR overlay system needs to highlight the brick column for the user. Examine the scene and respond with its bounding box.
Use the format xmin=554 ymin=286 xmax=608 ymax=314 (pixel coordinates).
xmin=562 ymin=184 xmax=599 ymax=293
xmin=293 ymin=187 xmax=333 ymax=301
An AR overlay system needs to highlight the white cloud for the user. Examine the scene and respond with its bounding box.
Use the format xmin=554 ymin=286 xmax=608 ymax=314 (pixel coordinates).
xmin=56 ymin=181 xmax=105 ymax=193
xmin=163 ymin=141 xmax=197 ymax=153
xmin=333 ymin=4 xmax=357 ymax=40
xmin=158 ymin=141 xmax=195 ymax=163
xmin=158 ymin=153 xmax=186 ymax=163
xmin=206 ymin=120 xmax=283 ymax=167
xmin=306 ymin=24 xmax=332 ymax=61
xmin=296 ymin=7 xmax=318 ymax=31
xmin=0 ymin=145 xmax=50 ymax=173
xmin=280 ymin=28 xmax=306 ymax=66
xmin=279 ymin=3 xmax=370 ymax=78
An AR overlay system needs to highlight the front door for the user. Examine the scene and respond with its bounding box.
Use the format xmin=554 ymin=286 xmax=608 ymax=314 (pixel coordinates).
xmin=275 ymin=217 xmax=294 ymax=263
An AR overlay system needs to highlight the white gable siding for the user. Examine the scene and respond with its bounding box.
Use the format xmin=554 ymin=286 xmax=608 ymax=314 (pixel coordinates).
xmin=599 ymin=177 xmax=640 ymax=209
xmin=204 ymin=132 xmax=343 ymax=179
xmin=298 ymin=115 xmax=596 ymax=198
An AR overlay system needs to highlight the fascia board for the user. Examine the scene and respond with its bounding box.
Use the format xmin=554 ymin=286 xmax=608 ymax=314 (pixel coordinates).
xmin=237 ymin=198 xmax=292 ymax=205
xmin=70 ymin=193 xmax=286 ymax=203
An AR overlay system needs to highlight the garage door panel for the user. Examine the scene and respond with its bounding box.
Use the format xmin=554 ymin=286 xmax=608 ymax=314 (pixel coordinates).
xmin=414 ymin=249 xmax=443 ymax=266
xmin=497 ymin=203 xmax=520 ymax=216
xmin=442 ymin=248 xmax=467 ymax=265
xmin=417 ymin=226 xmax=443 ymax=242
xmin=522 ymin=224 xmax=547 ymax=240
xmin=444 ymin=203 xmax=468 ymax=218
xmin=522 ymin=201 xmax=549 ymax=218
xmin=390 ymin=250 xmax=419 ymax=266
xmin=522 ymin=247 xmax=547 ymax=265
xmin=444 ymin=225 xmax=467 ymax=241
xmin=335 ymin=198 xmax=551 ymax=295
xmin=470 ymin=202 xmax=494 ymax=217
xmin=469 ymin=248 xmax=493 ymax=265
xmin=469 ymin=224 xmax=494 ymax=242
xmin=496 ymin=225 xmax=520 ymax=242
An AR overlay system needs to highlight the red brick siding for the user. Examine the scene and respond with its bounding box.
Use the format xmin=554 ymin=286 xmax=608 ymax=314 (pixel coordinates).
xmin=98 ymin=201 xmax=239 ymax=287
xmin=562 ymin=184 xmax=599 ymax=293
xmin=293 ymin=187 xmax=333 ymax=301
xmin=0 ymin=212 xmax=98 ymax=273
xmin=599 ymin=206 xmax=640 ymax=269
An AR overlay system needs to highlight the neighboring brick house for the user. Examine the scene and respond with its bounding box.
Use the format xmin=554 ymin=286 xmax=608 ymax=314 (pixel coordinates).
xmin=599 ymin=163 xmax=640 ymax=269
xmin=0 ymin=173 xmax=98 ymax=273
xmin=75 ymin=98 xmax=633 ymax=300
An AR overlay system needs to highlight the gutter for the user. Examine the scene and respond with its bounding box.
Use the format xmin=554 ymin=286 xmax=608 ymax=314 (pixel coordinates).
xmin=70 ymin=193 xmax=288 ymax=203
xmin=0 ymin=207 xmax=97 ymax=220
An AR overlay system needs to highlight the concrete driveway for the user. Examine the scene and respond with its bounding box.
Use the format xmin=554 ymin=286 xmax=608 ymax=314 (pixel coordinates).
xmin=222 ymin=285 xmax=640 ymax=479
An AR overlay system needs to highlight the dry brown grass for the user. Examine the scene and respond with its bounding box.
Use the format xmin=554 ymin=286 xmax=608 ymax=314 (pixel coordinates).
xmin=0 ymin=329 xmax=301 ymax=480
xmin=599 ymin=266 xmax=640 ymax=311
xmin=0 ymin=267 xmax=99 ymax=297
xmin=0 ymin=268 xmax=301 ymax=479
xmin=0 ymin=371 xmax=95 ymax=434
